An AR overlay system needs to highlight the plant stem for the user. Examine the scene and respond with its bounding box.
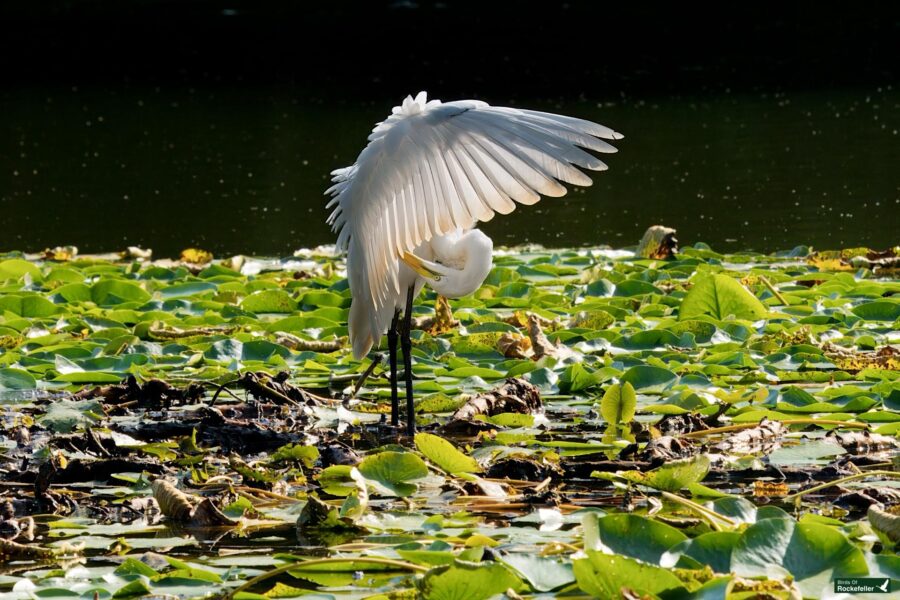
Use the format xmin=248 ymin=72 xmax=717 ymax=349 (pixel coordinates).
xmin=783 ymin=470 xmax=900 ymax=501
xmin=660 ymin=491 xmax=737 ymax=531
xmin=678 ymin=419 xmax=868 ymax=439
xmin=225 ymin=556 xmax=429 ymax=599
xmin=759 ymin=275 xmax=789 ymax=305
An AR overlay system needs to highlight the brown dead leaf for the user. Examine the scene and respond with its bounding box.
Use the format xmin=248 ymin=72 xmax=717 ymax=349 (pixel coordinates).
xmin=716 ymin=418 xmax=787 ymax=454
xmin=151 ymin=479 xmax=237 ymax=527
xmin=828 ymin=429 xmax=899 ymax=453
xmin=497 ymin=332 xmax=532 ymax=359
xmin=151 ymin=479 xmax=195 ymax=521
xmin=528 ymin=314 xmax=574 ymax=360
xmin=445 ymin=377 xmax=543 ymax=425
xmin=753 ymin=480 xmax=789 ymax=498
xmin=274 ymin=331 xmax=344 ymax=352
xmin=636 ymin=225 xmax=678 ymax=259
xmin=0 ymin=537 xmax=56 ymax=562
xmin=148 ymin=321 xmax=237 ymax=339
xmin=120 ymin=246 xmax=152 ymax=260
xmin=412 ymin=296 xmax=460 ymax=334
xmin=868 ymin=504 xmax=900 ymax=544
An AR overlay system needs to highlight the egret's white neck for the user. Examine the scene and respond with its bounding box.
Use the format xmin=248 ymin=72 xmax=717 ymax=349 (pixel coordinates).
xmin=426 ymin=229 xmax=493 ymax=298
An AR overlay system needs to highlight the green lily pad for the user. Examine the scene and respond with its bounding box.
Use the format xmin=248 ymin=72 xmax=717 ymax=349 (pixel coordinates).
xmin=357 ymin=451 xmax=430 ymax=497
xmin=0 ymin=367 xmax=36 ymax=390
xmin=501 ymin=554 xmax=575 ymax=592
xmin=414 ymin=433 xmax=481 ymax=475
xmin=680 ymin=273 xmax=767 ymax=321
xmin=731 ymin=518 xmax=868 ymax=597
xmin=599 ymin=381 xmax=636 ymax=425
xmin=418 ymin=560 xmax=522 ymax=600
xmin=573 ymin=551 xmax=686 ymax=599
xmin=584 ymin=513 xmax=687 ymax=565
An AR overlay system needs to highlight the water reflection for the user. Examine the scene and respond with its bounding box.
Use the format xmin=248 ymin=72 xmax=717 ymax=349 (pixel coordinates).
xmin=1 ymin=86 xmax=897 ymax=256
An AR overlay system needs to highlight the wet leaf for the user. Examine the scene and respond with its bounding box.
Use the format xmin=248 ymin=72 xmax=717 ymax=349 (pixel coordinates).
xmin=0 ymin=368 xmax=36 ymax=390
xmin=501 ymin=554 xmax=574 ymax=592
xmin=39 ymin=399 xmax=103 ymax=433
xmin=731 ymin=518 xmax=868 ymax=597
xmin=583 ymin=513 xmax=688 ymax=564
xmin=680 ymin=273 xmax=767 ymax=321
xmin=414 ymin=433 xmax=481 ymax=474
xmin=573 ymin=551 xmax=685 ymax=599
xmin=852 ymin=301 xmax=900 ymax=321
xmin=599 ymin=382 xmax=637 ymax=425
xmin=418 ymin=560 xmax=522 ymax=600
xmin=664 ymin=531 xmax=740 ymax=572
xmin=621 ymin=365 xmax=677 ymax=391
xmin=357 ymin=451 xmax=430 ymax=497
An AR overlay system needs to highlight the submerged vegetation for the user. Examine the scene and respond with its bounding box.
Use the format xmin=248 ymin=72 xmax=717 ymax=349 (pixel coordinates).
xmin=0 ymin=240 xmax=899 ymax=599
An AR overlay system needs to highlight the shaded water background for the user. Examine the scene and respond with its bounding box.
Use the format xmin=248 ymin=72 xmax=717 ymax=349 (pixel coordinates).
xmin=1 ymin=1 xmax=898 ymax=256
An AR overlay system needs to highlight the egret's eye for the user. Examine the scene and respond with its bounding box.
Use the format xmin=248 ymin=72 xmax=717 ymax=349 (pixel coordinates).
xmin=433 ymin=275 xmax=442 ymax=282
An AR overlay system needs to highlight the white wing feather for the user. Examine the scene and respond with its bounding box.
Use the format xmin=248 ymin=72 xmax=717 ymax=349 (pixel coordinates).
xmin=326 ymin=92 xmax=622 ymax=358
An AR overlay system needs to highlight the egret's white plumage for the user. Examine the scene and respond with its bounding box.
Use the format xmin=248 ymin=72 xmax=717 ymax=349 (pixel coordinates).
xmin=326 ymin=92 xmax=622 ymax=359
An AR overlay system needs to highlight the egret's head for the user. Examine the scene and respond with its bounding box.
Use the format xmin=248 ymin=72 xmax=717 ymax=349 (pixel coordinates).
xmin=421 ymin=229 xmax=493 ymax=299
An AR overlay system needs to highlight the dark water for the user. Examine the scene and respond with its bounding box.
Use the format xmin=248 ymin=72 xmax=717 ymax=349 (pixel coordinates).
xmin=1 ymin=85 xmax=898 ymax=256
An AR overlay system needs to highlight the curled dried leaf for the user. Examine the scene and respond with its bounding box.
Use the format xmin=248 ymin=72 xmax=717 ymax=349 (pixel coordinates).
xmin=149 ymin=321 xmax=237 ymax=340
xmin=151 ymin=479 xmax=237 ymax=527
xmin=151 ymin=479 xmax=196 ymax=521
xmin=412 ymin=295 xmax=460 ymax=334
xmin=121 ymin=246 xmax=153 ymax=260
xmin=637 ymin=225 xmax=678 ymax=259
xmin=446 ymin=377 xmax=543 ymax=424
xmin=0 ymin=537 xmax=56 ymax=562
xmin=528 ymin=314 xmax=573 ymax=360
xmin=274 ymin=331 xmax=344 ymax=352
xmin=497 ymin=332 xmax=532 ymax=359
xmin=868 ymin=504 xmax=900 ymax=545
xmin=715 ymin=418 xmax=787 ymax=454
xmin=827 ymin=430 xmax=899 ymax=453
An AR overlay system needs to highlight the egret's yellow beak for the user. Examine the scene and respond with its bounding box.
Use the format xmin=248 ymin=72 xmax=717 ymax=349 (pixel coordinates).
xmin=402 ymin=253 xmax=442 ymax=281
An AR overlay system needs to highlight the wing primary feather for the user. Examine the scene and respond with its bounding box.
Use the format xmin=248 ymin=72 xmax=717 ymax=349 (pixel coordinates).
xmin=464 ymin=113 xmax=593 ymax=187
xmin=460 ymin=120 xmax=567 ymax=196
xmin=430 ymin=145 xmax=472 ymax=231
xmin=495 ymin=108 xmax=621 ymax=153
xmin=439 ymin=134 xmax=494 ymax=224
xmin=462 ymin=128 xmax=543 ymax=205
xmin=411 ymin=167 xmax=429 ymax=245
xmin=452 ymin=136 xmax=516 ymax=216
xmin=516 ymin=108 xmax=624 ymax=140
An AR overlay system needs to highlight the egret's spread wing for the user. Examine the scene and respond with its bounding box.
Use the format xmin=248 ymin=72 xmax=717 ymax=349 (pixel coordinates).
xmin=326 ymin=92 xmax=622 ymax=357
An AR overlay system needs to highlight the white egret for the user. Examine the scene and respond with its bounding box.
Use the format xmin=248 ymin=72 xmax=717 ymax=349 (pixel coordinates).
xmin=326 ymin=92 xmax=622 ymax=434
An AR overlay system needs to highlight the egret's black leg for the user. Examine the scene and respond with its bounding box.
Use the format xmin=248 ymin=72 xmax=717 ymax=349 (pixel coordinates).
xmin=401 ymin=285 xmax=416 ymax=435
xmin=387 ymin=311 xmax=400 ymax=427
xmin=352 ymin=353 xmax=383 ymax=397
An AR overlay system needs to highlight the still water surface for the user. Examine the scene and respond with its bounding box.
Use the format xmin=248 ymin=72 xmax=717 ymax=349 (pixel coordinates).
xmin=2 ymin=86 xmax=898 ymax=256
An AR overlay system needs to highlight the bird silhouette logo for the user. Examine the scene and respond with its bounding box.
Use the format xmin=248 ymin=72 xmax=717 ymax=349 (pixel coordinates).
xmin=877 ymin=579 xmax=890 ymax=592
